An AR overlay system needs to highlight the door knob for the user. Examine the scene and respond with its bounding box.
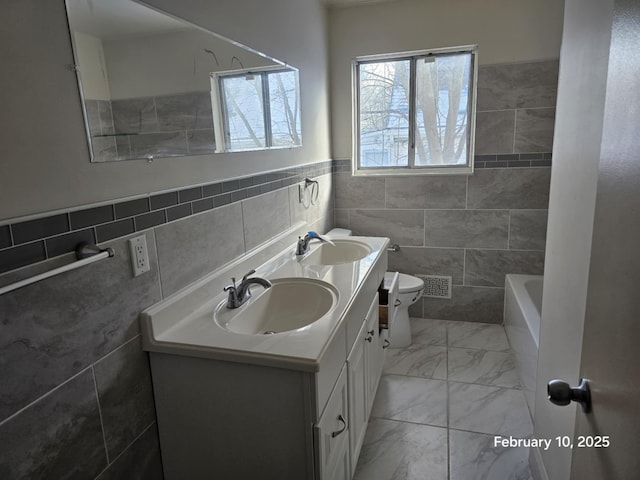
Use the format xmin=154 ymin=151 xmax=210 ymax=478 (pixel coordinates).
xmin=547 ymin=378 xmax=591 ymax=413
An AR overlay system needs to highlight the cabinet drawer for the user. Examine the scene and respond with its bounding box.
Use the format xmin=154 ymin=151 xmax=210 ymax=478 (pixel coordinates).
xmin=315 ymin=366 xmax=349 ymax=480
xmin=378 ymin=271 xmax=399 ymax=331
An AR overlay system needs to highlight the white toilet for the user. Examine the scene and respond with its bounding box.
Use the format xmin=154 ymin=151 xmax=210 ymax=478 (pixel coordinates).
xmin=389 ymin=273 xmax=424 ymax=348
xmin=326 ymin=228 xmax=424 ymax=348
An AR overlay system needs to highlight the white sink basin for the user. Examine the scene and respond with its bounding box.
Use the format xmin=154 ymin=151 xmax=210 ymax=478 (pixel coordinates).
xmin=214 ymin=278 xmax=338 ymax=335
xmin=302 ymin=239 xmax=372 ymax=265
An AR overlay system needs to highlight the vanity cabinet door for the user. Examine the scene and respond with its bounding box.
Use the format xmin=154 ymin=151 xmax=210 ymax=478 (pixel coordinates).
xmin=315 ymin=366 xmax=349 ymax=480
xmin=326 ymin=436 xmax=351 ymax=480
xmin=347 ymin=292 xmax=384 ymax=476
xmin=347 ymin=319 xmax=368 ymax=477
xmin=365 ymin=293 xmax=383 ymax=414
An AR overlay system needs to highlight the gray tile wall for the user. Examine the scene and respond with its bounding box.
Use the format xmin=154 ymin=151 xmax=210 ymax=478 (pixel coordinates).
xmin=0 ymin=166 xmax=334 ymax=478
xmin=475 ymin=60 xmax=558 ymax=157
xmin=86 ymin=91 xmax=215 ymax=162
xmin=0 ymin=163 xmax=333 ymax=275
xmin=335 ymin=60 xmax=556 ymax=324
xmin=0 ymin=231 xmax=163 ymax=479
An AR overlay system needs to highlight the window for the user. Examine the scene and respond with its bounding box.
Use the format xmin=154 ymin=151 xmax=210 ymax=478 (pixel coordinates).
xmin=353 ymin=46 xmax=477 ymax=175
xmin=212 ymin=68 xmax=302 ymax=152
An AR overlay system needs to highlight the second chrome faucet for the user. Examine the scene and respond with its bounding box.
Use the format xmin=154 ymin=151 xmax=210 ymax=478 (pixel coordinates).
xmin=295 ymin=231 xmax=334 ymax=256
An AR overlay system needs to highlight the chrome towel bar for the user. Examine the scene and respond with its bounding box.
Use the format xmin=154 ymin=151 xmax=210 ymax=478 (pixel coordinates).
xmin=0 ymin=243 xmax=114 ymax=296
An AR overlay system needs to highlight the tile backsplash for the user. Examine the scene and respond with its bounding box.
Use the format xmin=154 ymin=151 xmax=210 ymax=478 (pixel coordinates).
xmin=0 ymin=161 xmax=332 ymax=276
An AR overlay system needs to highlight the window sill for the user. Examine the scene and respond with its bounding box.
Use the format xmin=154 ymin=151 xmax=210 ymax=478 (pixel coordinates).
xmin=352 ymin=166 xmax=474 ymax=177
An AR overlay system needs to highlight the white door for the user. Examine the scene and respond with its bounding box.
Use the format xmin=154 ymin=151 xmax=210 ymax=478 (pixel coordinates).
xmin=569 ymin=0 xmax=640 ymax=477
xmin=535 ymin=1 xmax=640 ymax=479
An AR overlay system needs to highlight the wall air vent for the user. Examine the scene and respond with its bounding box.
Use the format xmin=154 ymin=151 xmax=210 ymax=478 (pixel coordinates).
xmin=422 ymin=275 xmax=452 ymax=299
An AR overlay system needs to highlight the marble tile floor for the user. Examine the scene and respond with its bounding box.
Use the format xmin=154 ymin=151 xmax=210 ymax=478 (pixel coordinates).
xmin=354 ymin=318 xmax=533 ymax=480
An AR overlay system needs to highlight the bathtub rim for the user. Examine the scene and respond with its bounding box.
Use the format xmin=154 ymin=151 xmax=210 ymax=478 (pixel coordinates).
xmin=504 ymin=273 xmax=543 ymax=349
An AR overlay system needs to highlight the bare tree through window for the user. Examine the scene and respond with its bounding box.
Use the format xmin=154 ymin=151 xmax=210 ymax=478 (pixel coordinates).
xmin=216 ymin=69 xmax=302 ymax=152
xmin=355 ymin=47 xmax=476 ymax=173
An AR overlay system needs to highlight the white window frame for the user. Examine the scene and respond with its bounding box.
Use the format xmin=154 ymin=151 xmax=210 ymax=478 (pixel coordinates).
xmin=210 ymin=65 xmax=302 ymax=153
xmin=352 ymin=45 xmax=478 ymax=176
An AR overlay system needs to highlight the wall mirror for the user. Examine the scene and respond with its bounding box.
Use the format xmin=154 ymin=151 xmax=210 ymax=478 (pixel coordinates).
xmin=65 ymin=0 xmax=302 ymax=162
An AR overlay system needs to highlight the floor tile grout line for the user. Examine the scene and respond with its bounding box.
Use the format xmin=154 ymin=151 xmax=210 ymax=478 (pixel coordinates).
xmin=369 ymin=414 xmax=447 ymax=430
xmin=445 ymin=323 xmax=451 ymax=480
xmin=368 ymin=320 xmax=530 ymax=479
xmin=447 ymin=425 xmax=535 ymax=438
xmin=381 ymin=369 xmax=522 ymax=390
xmin=380 ymin=371 xmax=448 ymax=381
xmin=447 ymin=378 xmax=524 ymax=392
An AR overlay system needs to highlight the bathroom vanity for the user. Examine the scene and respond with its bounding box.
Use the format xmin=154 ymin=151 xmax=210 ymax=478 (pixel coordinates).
xmin=140 ymin=231 xmax=394 ymax=479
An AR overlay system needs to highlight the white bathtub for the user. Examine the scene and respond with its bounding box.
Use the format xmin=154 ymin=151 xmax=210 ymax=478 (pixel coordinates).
xmin=504 ymin=274 xmax=543 ymax=419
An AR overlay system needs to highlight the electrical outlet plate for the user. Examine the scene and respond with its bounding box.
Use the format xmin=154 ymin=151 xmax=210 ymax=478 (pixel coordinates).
xmin=129 ymin=235 xmax=150 ymax=277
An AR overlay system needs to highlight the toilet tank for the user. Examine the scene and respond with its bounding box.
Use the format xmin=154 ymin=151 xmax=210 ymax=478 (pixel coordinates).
xmin=326 ymin=228 xmax=352 ymax=236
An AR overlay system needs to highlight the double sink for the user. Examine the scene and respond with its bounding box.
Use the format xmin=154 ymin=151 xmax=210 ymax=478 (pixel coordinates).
xmin=213 ymin=239 xmax=372 ymax=335
xmin=140 ymin=233 xmax=389 ymax=371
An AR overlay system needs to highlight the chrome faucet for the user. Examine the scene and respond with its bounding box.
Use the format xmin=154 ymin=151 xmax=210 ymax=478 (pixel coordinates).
xmin=296 ymin=231 xmax=334 ymax=256
xmin=224 ymin=269 xmax=272 ymax=309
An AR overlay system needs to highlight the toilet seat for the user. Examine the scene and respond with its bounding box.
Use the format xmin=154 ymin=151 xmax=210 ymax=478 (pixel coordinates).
xmin=398 ymin=273 xmax=424 ymax=294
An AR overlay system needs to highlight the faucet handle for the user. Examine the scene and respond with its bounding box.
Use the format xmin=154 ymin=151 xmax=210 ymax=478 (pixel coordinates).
xmin=224 ymin=277 xmax=237 ymax=292
xmin=242 ymin=269 xmax=256 ymax=281
xmin=308 ymin=231 xmax=335 ymax=246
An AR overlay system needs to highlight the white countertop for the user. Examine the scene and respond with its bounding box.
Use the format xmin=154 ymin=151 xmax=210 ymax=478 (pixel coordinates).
xmin=140 ymin=235 xmax=389 ymax=372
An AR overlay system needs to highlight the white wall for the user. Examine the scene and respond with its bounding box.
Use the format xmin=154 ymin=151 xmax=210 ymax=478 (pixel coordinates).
xmin=328 ymin=0 xmax=564 ymax=158
xmin=73 ymin=32 xmax=111 ymax=100
xmin=104 ymin=29 xmax=277 ymax=99
xmin=533 ymin=0 xmax=613 ymax=479
xmin=0 ymin=0 xmax=329 ymax=221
